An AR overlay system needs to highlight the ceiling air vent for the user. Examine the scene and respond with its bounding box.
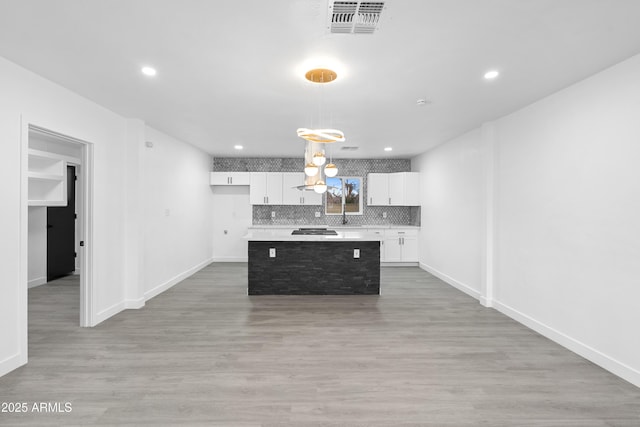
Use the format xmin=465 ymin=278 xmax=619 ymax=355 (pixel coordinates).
xmin=340 ymin=146 xmax=359 ymax=151
xmin=329 ymin=1 xmax=385 ymax=34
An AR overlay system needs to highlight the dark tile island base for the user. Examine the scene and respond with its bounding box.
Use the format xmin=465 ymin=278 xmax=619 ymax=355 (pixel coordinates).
xmin=248 ymin=240 xmax=380 ymax=295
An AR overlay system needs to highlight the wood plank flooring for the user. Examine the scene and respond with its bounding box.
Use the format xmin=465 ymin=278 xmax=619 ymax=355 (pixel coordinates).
xmin=1 ymin=264 xmax=639 ymax=426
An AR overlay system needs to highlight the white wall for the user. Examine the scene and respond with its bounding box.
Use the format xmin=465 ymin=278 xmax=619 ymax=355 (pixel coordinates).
xmin=0 ymin=56 xmax=214 ymax=377
xmin=142 ymin=127 xmax=213 ymax=300
xmin=412 ymin=129 xmax=485 ymax=299
xmin=27 ymin=207 xmax=47 ymax=287
xmin=492 ymin=53 xmax=640 ymax=386
xmin=212 ymin=186 xmax=252 ymax=262
xmin=415 ymin=53 xmax=640 ymax=387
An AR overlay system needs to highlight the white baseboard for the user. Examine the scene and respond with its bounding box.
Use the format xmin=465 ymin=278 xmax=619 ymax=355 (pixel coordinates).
xmin=212 ymin=257 xmax=248 ymax=262
xmin=28 ymin=276 xmax=47 ymax=288
xmin=0 ymin=352 xmax=27 ymax=378
xmin=381 ymin=262 xmax=419 ymax=267
xmin=492 ymin=299 xmax=640 ymax=389
xmin=94 ymin=301 xmax=127 ymax=325
xmin=124 ymin=297 xmax=145 ymax=309
xmin=93 ymin=258 xmax=213 ymax=325
xmin=419 ymin=262 xmax=481 ymax=300
xmin=144 ymin=257 xmax=213 ymax=301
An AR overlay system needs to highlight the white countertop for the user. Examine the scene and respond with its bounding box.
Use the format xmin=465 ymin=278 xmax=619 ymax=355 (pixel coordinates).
xmin=244 ymin=229 xmax=383 ymax=242
xmin=248 ymin=224 xmax=419 ymax=230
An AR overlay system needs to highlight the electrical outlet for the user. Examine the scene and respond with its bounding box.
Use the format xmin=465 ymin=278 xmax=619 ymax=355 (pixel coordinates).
xmin=271 ymin=211 xmax=276 ymax=219
xmin=382 ymin=212 xmax=387 ymax=219
xmin=269 ymin=248 xmax=276 ymax=258
xmin=315 ymin=211 xmax=321 ymax=218
xmin=353 ymin=248 xmax=360 ymax=258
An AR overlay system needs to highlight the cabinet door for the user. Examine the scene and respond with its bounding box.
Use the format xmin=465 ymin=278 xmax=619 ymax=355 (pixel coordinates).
xmin=210 ymin=172 xmax=229 ymax=185
xmin=403 ymin=172 xmax=420 ymax=206
xmin=388 ymin=173 xmax=405 ymax=206
xmin=265 ymin=173 xmax=283 ymax=205
xmin=301 ymin=190 xmax=323 ymax=205
xmin=249 ymin=172 xmax=267 ymax=204
xmin=229 ymin=172 xmax=250 ymax=186
xmin=367 ymin=173 xmax=389 ymax=205
xmin=400 ymin=235 xmax=419 ymax=262
xmin=384 ymin=235 xmax=402 ymax=262
xmin=282 ymin=173 xmax=304 ymax=205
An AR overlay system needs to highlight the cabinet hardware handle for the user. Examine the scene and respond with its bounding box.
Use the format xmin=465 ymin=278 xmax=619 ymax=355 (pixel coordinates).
xmin=389 ymin=197 xmax=391 ymax=204
xmin=370 ymin=197 xmax=372 ymax=204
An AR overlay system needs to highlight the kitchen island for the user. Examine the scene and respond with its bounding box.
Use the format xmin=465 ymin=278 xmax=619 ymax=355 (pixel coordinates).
xmin=244 ymin=228 xmax=381 ymax=295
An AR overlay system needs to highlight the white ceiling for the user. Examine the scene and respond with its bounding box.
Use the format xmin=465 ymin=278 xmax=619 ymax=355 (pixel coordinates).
xmin=1 ymin=0 xmax=640 ymax=159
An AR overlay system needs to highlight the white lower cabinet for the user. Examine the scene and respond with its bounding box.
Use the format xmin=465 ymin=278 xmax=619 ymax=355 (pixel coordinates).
xmin=383 ymin=229 xmax=418 ymax=262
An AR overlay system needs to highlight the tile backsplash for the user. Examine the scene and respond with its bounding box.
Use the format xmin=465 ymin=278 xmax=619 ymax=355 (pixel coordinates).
xmin=213 ymin=157 xmax=420 ymax=227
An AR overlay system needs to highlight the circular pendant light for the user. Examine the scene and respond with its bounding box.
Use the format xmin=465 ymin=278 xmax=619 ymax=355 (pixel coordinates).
xmin=304 ymin=163 xmax=319 ymax=176
xmin=324 ymin=163 xmax=338 ymax=177
xmin=313 ymin=180 xmax=327 ymax=194
xmin=312 ymin=151 xmax=327 ymax=166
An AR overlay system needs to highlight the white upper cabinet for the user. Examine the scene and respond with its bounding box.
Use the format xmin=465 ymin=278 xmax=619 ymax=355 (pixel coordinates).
xmin=367 ymin=173 xmax=389 ymax=205
xmin=389 ymin=172 xmax=420 ymax=206
xmin=250 ymin=172 xmax=283 ymax=205
xmin=367 ymin=172 xmax=420 ymax=206
xmin=282 ymin=173 xmax=322 ymax=205
xmin=210 ymin=172 xmax=250 ymax=186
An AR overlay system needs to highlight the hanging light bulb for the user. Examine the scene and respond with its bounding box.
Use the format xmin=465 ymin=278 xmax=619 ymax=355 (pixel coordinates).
xmin=314 ymin=180 xmax=327 ymax=194
xmin=312 ymin=151 xmax=326 ymax=166
xmin=324 ymin=163 xmax=338 ymax=177
xmin=304 ymin=163 xmax=319 ymax=176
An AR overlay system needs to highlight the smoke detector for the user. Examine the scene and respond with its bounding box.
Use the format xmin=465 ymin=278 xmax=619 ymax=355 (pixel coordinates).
xmin=328 ymin=1 xmax=385 ymax=34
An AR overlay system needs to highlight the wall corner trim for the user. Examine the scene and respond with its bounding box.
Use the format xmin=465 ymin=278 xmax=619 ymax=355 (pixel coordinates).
xmin=492 ymin=299 xmax=640 ymax=389
xmin=419 ymin=262 xmax=481 ymax=300
xmin=479 ymin=296 xmax=493 ymax=308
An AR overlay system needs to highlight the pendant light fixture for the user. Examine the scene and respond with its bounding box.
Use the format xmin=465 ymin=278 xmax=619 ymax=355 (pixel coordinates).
xmin=296 ymin=68 xmax=344 ymax=193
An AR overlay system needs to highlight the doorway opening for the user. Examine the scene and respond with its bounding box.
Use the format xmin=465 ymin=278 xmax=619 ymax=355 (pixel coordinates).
xmin=24 ymin=123 xmax=93 ymax=328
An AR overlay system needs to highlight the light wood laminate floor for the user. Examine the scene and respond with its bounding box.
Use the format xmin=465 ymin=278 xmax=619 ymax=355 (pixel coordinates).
xmin=1 ymin=264 xmax=639 ymax=426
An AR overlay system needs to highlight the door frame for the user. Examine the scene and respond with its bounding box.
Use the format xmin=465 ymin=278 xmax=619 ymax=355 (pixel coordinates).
xmin=20 ymin=120 xmax=95 ymax=331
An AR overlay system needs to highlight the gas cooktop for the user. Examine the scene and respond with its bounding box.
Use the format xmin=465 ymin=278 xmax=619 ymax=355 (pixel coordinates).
xmin=291 ymin=228 xmax=338 ymax=236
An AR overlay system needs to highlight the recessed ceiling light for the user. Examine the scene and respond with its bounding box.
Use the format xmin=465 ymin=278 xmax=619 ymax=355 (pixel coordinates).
xmin=384 ymin=147 xmax=393 ymax=152
xmin=141 ymin=66 xmax=157 ymax=77
xmin=234 ymin=145 xmax=243 ymax=150
xmin=484 ymin=70 xmax=499 ymax=80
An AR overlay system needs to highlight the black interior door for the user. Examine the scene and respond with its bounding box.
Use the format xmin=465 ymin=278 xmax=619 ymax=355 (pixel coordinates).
xmin=47 ymin=165 xmax=76 ymax=282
